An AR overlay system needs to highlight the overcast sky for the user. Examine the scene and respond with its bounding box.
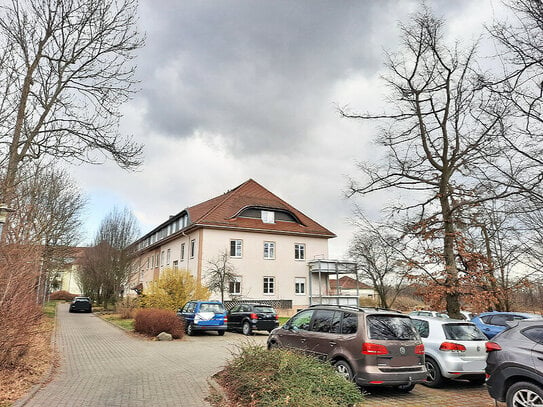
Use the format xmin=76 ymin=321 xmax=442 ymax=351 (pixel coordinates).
xmin=72 ymin=0 xmax=508 ymax=258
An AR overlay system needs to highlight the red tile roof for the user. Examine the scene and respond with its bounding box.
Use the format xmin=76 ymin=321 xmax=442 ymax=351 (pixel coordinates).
xmin=329 ymin=276 xmax=372 ymax=290
xmin=186 ymin=179 xmax=335 ymax=238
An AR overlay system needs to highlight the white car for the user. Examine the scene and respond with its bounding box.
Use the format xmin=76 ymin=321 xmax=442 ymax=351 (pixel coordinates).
xmin=409 ymin=310 xmax=449 ymax=319
xmin=410 ymin=316 xmax=488 ymax=387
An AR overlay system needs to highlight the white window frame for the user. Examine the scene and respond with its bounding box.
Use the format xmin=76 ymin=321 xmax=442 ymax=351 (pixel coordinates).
xmin=230 ymin=239 xmax=243 ymax=258
xmin=264 ymin=241 xmax=275 ymax=259
xmin=166 ymin=248 xmax=171 ymax=265
xmin=229 ymin=276 xmax=241 ymax=295
xmin=180 ymin=243 xmax=185 ymax=261
xmin=261 ymin=210 xmax=275 ymax=224
xmin=190 ymin=239 xmax=196 ymax=259
xmin=161 ymin=251 xmax=165 ymax=267
xmin=295 ymin=277 xmax=306 ymax=295
xmin=263 ymin=276 xmax=275 ymax=295
xmin=294 ymin=243 xmax=305 ymax=260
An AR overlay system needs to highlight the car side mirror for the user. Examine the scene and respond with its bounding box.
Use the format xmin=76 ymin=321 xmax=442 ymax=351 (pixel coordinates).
xmin=177 ymin=308 xmax=182 ymax=313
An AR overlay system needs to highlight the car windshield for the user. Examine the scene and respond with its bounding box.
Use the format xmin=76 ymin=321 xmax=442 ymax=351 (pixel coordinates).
xmin=443 ymin=323 xmax=487 ymax=341
xmin=253 ymin=306 xmax=274 ymax=313
xmin=199 ymin=303 xmax=225 ymax=313
xmin=367 ymin=315 xmax=418 ymax=340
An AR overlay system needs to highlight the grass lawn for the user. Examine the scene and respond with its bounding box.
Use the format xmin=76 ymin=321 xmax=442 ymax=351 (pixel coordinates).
xmin=99 ymin=314 xmax=134 ymax=331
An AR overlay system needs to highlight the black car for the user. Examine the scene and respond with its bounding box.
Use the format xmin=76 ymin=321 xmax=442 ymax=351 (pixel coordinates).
xmin=486 ymin=319 xmax=543 ymax=407
xmin=69 ymin=297 xmax=92 ymax=313
xmin=227 ymin=303 xmax=279 ymax=335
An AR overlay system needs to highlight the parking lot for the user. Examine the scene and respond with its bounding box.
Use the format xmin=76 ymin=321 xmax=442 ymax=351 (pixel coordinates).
xmin=17 ymin=304 xmax=504 ymax=407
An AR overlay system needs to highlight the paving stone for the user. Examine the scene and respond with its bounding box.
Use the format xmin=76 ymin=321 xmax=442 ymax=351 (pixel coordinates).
xmin=15 ymin=303 xmax=506 ymax=407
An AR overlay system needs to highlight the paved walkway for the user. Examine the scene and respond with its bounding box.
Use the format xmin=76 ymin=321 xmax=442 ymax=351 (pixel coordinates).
xmin=15 ymin=303 xmax=266 ymax=407
xmin=15 ymin=303 xmax=505 ymax=407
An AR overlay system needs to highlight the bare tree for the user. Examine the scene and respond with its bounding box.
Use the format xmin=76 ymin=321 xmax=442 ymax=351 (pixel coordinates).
xmin=2 ymin=162 xmax=85 ymax=302
xmin=0 ymin=0 xmax=144 ymax=206
xmin=79 ymin=207 xmax=139 ymax=308
xmin=348 ymin=215 xmax=409 ymax=308
xmin=206 ymin=250 xmax=237 ymax=303
xmin=342 ymin=8 xmax=542 ymax=318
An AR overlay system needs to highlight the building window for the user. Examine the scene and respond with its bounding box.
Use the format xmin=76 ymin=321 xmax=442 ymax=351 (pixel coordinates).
xmin=295 ymin=277 xmax=306 ymax=295
xmin=146 ymin=258 xmax=149 ymax=270
xmin=190 ymin=239 xmax=196 ymax=258
xmin=173 ymin=260 xmax=178 ymax=270
xmin=294 ymin=243 xmax=305 ymax=260
xmin=264 ymin=241 xmax=275 ymax=259
xmin=180 ymin=243 xmax=185 ymax=261
xmin=262 ymin=210 xmax=275 ymax=224
xmin=161 ymin=251 xmax=165 ymax=267
xmin=230 ymin=239 xmax=242 ymax=257
xmin=166 ymin=249 xmax=171 ymax=265
xmin=229 ymin=276 xmax=241 ymax=295
xmin=263 ymin=277 xmax=275 ymax=294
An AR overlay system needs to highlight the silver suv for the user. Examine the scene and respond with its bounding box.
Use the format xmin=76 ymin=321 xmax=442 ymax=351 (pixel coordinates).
xmin=267 ymin=304 xmax=427 ymax=392
xmin=411 ymin=316 xmax=487 ymax=387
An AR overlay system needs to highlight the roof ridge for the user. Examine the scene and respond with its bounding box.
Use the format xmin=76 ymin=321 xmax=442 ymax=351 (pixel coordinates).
xmin=190 ymin=179 xmax=253 ymax=224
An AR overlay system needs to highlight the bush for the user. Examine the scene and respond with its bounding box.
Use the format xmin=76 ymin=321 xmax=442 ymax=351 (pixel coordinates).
xmin=216 ymin=345 xmax=364 ymax=407
xmin=140 ymin=268 xmax=210 ymax=311
xmin=134 ymin=308 xmax=185 ymax=339
xmin=49 ymin=290 xmax=77 ymax=301
xmin=116 ymin=296 xmax=140 ymax=319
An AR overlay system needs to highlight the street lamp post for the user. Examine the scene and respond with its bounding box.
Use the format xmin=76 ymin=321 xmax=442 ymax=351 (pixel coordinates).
xmin=0 ymin=203 xmax=15 ymax=238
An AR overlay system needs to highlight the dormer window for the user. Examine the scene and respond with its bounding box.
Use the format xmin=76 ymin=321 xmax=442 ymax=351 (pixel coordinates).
xmin=262 ymin=210 xmax=275 ymax=224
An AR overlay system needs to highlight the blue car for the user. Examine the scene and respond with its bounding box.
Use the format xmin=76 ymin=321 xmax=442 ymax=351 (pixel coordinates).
xmin=471 ymin=311 xmax=542 ymax=339
xmin=177 ymin=300 xmax=228 ymax=336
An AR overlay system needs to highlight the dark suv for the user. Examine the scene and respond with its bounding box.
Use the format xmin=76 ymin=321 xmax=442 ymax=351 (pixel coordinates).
xmin=267 ymin=304 xmax=426 ymax=391
xmin=486 ymin=319 xmax=543 ymax=406
xmin=227 ymin=303 xmax=279 ymax=335
xmin=69 ymin=296 xmax=92 ymax=313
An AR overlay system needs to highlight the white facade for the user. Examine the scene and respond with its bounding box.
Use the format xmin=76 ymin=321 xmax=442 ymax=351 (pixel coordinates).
xmin=132 ymin=228 xmax=329 ymax=311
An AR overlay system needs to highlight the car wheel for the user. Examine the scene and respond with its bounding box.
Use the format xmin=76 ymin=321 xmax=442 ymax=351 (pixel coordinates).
xmin=218 ymin=330 xmax=225 ymax=336
xmin=469 ymin=377 xmax=486 ymax=386
xmin=506 ymin=381 xmax=543 ymax=407
xmin=396 ymin=383 xmax=416 ymax=393
xmin=186 ymin=323 xmax=194 ymax=336
xmin=242 ymin=321 xmax=253 ymax=336
xmin=423 ymin=357 xmax=444 ymax=388
xmin=334 ymin=360 xmax=354 ymax=382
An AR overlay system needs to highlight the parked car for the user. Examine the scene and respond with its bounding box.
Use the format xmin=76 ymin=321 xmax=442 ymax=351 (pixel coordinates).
xmin=410 ymin=316 xmax=487 ymax=387
xmin=471 ymin=311 xmax=542 ymax=339
xmin=177 ymin=300 xmax=227 ymax=336
xmin=486 ymin=319 xmax=543 ymax=407
xmin=409 ymin=310 xmax=449 ymax=319
xmin=459 ymin=310 xmax=475 ymax=320
xmin=227 ymin=303 xmax=279 ymax=335
xmin=267 ymin=304 xmax=427 ymax=392
xmin=69 ymin=296 xmax=92 ymax=313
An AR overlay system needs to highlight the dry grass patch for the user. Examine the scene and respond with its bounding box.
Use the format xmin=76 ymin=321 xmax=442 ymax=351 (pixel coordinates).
xmin=0 ymin=316 xmax=57 ymax=406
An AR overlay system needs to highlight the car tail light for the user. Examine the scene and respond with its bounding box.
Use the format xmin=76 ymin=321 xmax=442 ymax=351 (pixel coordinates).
xmin=224 ymin=316 xmax=228 ymax=323
xmin=439 ymin=342 xmax=466 ymax=352
xmin=362 ymin=343 xmax=388 ymax=355
xmin=486 ymin=342 xmax=502 ymax=352
xmin=415 ymin=344 xmax=425 ymax=354
xmin=369 ymin=381 xmax=384 ymax=384
xmin=275 ymin=314 xmax=279 ymax=320
xmin=250 ymin=313 xmax=258 ymax=320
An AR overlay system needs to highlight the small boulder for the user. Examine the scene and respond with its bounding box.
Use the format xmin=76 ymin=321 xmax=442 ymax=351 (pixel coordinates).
xmin=157 ymin=331 xmax=173 ymax=341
